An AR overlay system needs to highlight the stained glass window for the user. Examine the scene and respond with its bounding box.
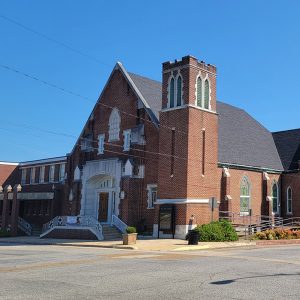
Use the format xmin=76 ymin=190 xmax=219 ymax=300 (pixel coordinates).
xmin=169 ymin=78 xmax=175 ymax=108
xmin=196 ymin=77 xmax=202 ymax=107
xmin=204 ymin=79 xmax=210 ymax=109
xmin=240 ymin=176 xmax=250 ymax=213
xmin=176 ymin=76 xmax=182 ymax=106
xmin=272 ymin=182 xmax=278 ymax=213
xmin=287 ymin=187 xmax=292 ymax=214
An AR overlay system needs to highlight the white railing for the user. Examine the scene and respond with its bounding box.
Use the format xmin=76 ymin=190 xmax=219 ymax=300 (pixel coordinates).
xmin=112 ymin=214 xmax=127 ymax=233
xmin=41 ymin=215 xmax=103 ymax=240
xmin=18 ymin=217 xmax=32 ymax=236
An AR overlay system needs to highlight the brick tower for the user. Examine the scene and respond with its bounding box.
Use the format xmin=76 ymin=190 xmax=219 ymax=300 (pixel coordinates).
xmin=154 ymin=55 xmax=219 ymax=238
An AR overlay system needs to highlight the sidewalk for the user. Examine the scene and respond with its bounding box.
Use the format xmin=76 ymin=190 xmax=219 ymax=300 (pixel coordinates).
xmin=0 ymin=236 xmax=256 ymax=251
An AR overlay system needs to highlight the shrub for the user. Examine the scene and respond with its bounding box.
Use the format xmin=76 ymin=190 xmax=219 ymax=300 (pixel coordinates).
xmin=126 ymin=226 xmax=137 ymax=234
xmin=255 ymin=228 xmax=300 ymax=240
xmin=0 ymin=228 xmax=10 ymax=237
xmin=193 ymin=220 xmax=238 ymax=242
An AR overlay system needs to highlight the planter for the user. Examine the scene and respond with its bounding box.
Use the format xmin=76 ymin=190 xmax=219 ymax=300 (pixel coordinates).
xmin=188 ymin=230 xmax=200 ymax=245
xmin=123 ymin=233 xmax=138 ymax=245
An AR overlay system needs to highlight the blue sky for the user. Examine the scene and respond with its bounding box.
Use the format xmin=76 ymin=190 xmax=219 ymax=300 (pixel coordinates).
xmin=0 ymin=0 xmax=300 ymax=162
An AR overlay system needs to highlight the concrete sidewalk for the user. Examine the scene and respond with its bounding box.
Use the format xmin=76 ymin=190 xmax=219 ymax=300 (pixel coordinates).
xmin=0 ymin=236 xmax=256 ymax=251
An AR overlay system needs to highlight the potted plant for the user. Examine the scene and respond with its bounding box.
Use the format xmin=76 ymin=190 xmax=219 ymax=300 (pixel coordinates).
xmin=123 ymin=226 xmax=137 ymax=245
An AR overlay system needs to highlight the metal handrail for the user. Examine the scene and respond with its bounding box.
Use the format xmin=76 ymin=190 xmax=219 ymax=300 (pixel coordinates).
xmin=112 ymin=214 xmax=127 ymax=233
xmin=18 ymin=217 xmax=32 ymax=236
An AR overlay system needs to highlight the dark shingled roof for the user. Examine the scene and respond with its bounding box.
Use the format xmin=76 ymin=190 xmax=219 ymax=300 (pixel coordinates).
xmin=272 ymin=129 xmax=300 ymax=171
xmin=129 ymin=72 xmax=283 ymax=171
xmin=128 ymin=73 xmax=162 ymax=119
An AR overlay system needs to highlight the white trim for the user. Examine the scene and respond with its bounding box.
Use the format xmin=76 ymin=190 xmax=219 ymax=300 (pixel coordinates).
xmin=163 ymin=63 xmax=217 ymax=77
xmin=97 ymin=134 xmax=105 ymax=154
xmin=123 ymin=129 xmax=131 ymax=151
xmin=0 ymin=161 xmax=19 ymax=166
xmin=155 ymin=198 xmax=210 ymax=204
xmin=161 ymin=104 xmax=217 ymax=115
xmin=19 ymin=156 xmax=66 ymax=167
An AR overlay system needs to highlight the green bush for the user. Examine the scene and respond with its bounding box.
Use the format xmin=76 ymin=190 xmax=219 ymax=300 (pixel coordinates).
xmin=126 ymin=226 xmax=137 ymax=234
xmin=0 ymin=228 xmax=10 ymax=237
xmin=193 ymin=220 xmax=238 ymax=242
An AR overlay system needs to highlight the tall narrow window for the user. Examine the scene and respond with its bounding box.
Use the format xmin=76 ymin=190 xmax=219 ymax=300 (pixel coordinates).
xmin=171 ymin=129 xmax=175 ymax=177
xmin=98 ymin=134 xmax=105 ymax=154
xmin=109 ymin=108 xmax=121 ymax=141
xmin=202 ymin=130 xmax=206 ymax=175
xmin=287 ymin=187 xmax=292 ymax=214
xmin=272 ymin=182 xmax=279 ymax=214
xmin=123 ymin=130 xmax=131 ymax=151
xmin=59 ymin=163 xmax=65 ymax=182
xmin=39 ymin=166 xmax=45 ymax=183
xmin=204 ymin=79 xmax=210 ymax=109
xmin=176 ymin=76 xmax=182 ymax=106
xmin=169 ymin=78 xmax=175 ymax=108
xmin=196 ymin=77 xmax=202 ymax=107
xmin=240 ymin=176 xmax=250 ymax=213
xmin=30 ymin=167 xmax=36 ymax=184
xmin=49 ymin=165 xmax=55 ymax=183
xmin=21 ymin=169 xmax=27 ymax=185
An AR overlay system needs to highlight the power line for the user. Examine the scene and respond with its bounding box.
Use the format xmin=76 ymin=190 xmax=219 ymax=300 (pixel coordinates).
xmin=0 ymin=14 xmax=112 ymax=68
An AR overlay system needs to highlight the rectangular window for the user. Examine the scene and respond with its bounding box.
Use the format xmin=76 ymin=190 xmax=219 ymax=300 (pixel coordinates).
xmin=171 ymin=129 xmax=175 ymax=176
xmin=49 ymin=165 xmax=55 ymax=182
xmin=147 ymin=184 xmax=157 ymax=209
xmin=59 ymin=163 xmax=65 ymax=182
xmin=202 ymin=129 xmax=206 ymax=176
xmin=123 ymin=130 xmax=131 ymax=151
xmin=21 ymin=169 xmax=27 ymax=185
xmin=30 ymin=167 xmax=36 ymax=184
xmin=39 ymin=166 xmax=45 ymax=183
xmin=98 ymin=134 xmax=105 ymax=154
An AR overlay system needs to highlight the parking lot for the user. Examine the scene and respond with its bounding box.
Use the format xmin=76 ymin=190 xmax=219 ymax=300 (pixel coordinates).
xmin=1 ymin=242 xmax=300 ymax=299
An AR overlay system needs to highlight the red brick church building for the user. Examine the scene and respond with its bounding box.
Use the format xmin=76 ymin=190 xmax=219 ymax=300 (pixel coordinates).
xmin=1 ymin=55 xmax=300 ymax=239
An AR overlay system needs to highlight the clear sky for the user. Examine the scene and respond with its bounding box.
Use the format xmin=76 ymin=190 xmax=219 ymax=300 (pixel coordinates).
xmin=0 ymin=0 xmax=300 ymax=162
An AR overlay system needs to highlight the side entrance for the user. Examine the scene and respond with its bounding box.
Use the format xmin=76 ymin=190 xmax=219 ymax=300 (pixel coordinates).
xmin=98 ymin=192 xmax=109 ymax=222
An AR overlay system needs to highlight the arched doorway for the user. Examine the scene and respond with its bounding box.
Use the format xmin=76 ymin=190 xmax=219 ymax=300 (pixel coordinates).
xmin=82 ymin=175 xmax=117 ymax=224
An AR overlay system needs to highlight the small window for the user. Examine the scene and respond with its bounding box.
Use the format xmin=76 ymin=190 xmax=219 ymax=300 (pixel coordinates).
xmin=49 ymin=165 xmax=55 ymax=183
xmin=123 ymin=130 xmax=131 ymax=151
xmin=109 ymin=108 xmax=121 ymax=141
xmin=196 ymin=77 xmax=202 ymax=107
xmin=287 ymin=187 xmax=292 ymax=214
xmin=81 ymin=134 xmax=93 ymax=152
xmin=98 ymin=134 xmax=105 ymax=154
xmin=39 ymin=166 xmax=45 ymax=183
xmin=30 ymin=167 xmax=36 ymax=184
xmin=204 ymin=79 xmax=210 ymax=109
xmin=169 ymin=77 xmax=175 ymax=108
xmin=147 ymin=185 xmax=157 ymax=209
xmin=176 ymin=76 xmax=182 ymax=106
xmin=21 ymin=169 xmax=27 ymax=185
xmin=59 ymin=163 xmax=65 ymax=182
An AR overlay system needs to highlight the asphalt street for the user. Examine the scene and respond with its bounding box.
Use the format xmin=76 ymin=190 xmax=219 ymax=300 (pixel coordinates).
xmin=0 ymin=242 xmax=300 ymax=299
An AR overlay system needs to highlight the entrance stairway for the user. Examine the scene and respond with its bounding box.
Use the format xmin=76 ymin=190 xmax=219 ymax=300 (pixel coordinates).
xmin=31 ymin=224 xmax=43 ymax=236
xmin=102 ymin=224 xmax=122 ymax=240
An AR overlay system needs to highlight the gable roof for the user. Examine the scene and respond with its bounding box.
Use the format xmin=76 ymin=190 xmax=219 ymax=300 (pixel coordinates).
xmin=272 ymin=129 xmax=300 ymax=171
xmin=128 ymin=71 xmax=283 ymax=171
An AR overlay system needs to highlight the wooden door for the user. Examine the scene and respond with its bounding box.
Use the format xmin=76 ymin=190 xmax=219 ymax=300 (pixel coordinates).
xmin=98 ymin=193 xmax=109 ymax=222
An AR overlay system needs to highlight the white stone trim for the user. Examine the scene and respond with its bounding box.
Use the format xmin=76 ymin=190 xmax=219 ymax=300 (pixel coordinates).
xmin=19 ymin=156 xmax=66 ymax=167
xmin=0 ymin=161 xmax=19 ymax=166
xmin=155 ymin=198 xmax=210 ymax=204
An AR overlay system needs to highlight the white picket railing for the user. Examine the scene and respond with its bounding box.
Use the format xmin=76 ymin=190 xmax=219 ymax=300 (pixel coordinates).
xmin=18 ymin=217 xmax=32 ymax=236
xmin=112 ymin=214 xmax=127 ymax=233
xmin=41 ymin=215 xmax=103 ymax=240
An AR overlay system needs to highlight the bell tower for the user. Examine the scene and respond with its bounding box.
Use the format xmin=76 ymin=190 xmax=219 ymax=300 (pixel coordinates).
xmin=154 ymin=55 xmax=219 ymax=238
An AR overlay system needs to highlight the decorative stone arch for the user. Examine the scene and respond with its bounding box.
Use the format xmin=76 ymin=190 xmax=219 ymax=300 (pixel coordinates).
xmin=80 ymin=159 xmax=122 ymax=223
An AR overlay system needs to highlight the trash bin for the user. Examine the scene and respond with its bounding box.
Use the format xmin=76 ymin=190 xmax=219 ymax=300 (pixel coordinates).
xmin=188 ymin=230 xmax=200 ymax=245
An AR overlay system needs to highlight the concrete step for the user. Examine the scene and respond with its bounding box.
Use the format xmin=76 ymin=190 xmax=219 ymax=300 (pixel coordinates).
xmin=101 ymin=225 xmax=122 ymax=240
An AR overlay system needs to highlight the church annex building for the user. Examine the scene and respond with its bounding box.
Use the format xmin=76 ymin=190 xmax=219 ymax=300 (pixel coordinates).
xmin=1 ymin=55 xmax=300 ymax=239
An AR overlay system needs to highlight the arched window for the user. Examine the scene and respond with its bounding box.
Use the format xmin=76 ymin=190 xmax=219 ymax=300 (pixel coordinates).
xmin=196 ymin=77 xmax=202 ymax=107
xmin=272 ymin=182 xmax=279 ymax=214
xmin=169 ymin=77 xmax=175 ymax=108
xmin=109 ymin=108 xmax=121 ymax=141
xmin=176 ymin=76 xmax=182 ymax=106
xmin=204 ymin=79 xmax=210 ymax=109
xmin=287 ymin=187 xmax=292 ymax=214
xmin=240 ymin=176 xmax=250 ymax=213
